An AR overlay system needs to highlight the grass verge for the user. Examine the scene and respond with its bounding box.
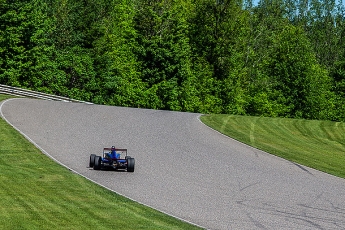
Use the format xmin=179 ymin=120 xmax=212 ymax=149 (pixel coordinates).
xmin=201 ymin=114 xmax=345 ymax=179
xmin=0 ymin=95 xmax=202 ymax=230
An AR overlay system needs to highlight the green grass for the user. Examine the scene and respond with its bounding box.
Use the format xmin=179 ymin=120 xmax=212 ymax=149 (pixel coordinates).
xmin=0 ymin=95 xmax=202 ymax=230
xmin=201 ymin=114 xmax=345 ymax=178
xmin=0 ymin=94 xmax=18 ymax=101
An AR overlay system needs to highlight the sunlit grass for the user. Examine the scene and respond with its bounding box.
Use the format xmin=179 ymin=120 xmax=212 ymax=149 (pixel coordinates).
xmin=201 ymin=114 xmax=345 ymax=178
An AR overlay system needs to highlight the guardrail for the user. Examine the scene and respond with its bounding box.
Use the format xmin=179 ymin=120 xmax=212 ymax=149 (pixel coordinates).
xmin=0 ymin=84 xmax=93 ymax=104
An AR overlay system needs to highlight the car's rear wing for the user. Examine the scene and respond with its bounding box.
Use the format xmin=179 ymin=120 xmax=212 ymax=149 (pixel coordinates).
xmin=103 ymin=148 xmax=127 ymax=152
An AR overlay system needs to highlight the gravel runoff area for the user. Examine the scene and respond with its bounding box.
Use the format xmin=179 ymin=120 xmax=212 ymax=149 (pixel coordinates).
xmin=1 ymin=98 xmax=345 ymax=230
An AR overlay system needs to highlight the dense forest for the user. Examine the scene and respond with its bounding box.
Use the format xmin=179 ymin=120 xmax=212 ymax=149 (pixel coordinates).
xmin=1 ymin=0 xmax=345 ymax=121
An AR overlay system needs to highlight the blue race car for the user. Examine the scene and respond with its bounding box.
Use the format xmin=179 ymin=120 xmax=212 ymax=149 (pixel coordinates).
xmin=89 ymin=146 xmax=135 ymax=172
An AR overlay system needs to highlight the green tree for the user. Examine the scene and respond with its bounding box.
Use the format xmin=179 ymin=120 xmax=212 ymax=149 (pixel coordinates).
xmin=133 ymin=0 xmax=196 ymax=111
xmin=190 ymin=0 xmax=245 ymax=80
xmin=41 ymin=0 xmax=114 ymax=100
xmin=307 ymin=0 xmax=341 ymax=69
xmin=0 ymin=0 xmax=54 ymax=88
xmin=330 ymin=59 xmax=345 ymax=121
xmin=189 ymin=0 xmax=257 ymax=114
xmin=262 ymin=24 xmax=333 ymax=119
xmin=93 ymin=0 xmax=147 ymax=107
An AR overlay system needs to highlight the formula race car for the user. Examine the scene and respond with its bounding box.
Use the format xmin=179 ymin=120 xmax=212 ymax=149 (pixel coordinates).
xmin=89 ymin=146 xmax=135 ymax=172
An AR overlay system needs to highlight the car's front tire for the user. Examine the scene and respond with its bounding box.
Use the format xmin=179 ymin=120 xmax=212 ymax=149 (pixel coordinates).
xmin=93 ymin=156 xmax=102 ymax=170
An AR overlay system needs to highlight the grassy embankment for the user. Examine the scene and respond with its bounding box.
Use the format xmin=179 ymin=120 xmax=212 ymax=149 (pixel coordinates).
xmin=201 ymin=114 xmax=345 ymax=179
xmin=0 ymin=95 xmax=202 ymax=230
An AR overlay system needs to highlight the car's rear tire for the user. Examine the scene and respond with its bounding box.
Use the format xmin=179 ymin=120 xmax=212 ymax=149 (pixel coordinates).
xmin=93 ymin=156 xmax=102 ymax=170
xmin=89 ymin=154 xmax=96 ymax=167
xmin=127 ymin=158 xmax=135 ymax=172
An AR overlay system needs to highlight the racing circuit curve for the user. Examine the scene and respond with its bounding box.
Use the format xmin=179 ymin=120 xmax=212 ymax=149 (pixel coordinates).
xmin=1 ymin=98 xmax=345 ymax=230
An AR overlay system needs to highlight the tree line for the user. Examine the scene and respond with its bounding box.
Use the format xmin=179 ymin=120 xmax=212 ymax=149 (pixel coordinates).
xmin=1 ymin=0 xmax=345 ymax=121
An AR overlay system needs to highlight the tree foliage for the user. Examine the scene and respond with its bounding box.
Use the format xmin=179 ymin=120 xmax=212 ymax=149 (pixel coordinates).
xmin=0 ymin=0 xmax=344 ymax=121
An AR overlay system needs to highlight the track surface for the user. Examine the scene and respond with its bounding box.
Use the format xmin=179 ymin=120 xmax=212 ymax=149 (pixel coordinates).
xmin=1 ymin=98 xmax=345 ymax=229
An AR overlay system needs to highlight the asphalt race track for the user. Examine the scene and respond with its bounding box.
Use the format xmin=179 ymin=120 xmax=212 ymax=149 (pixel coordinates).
xmin=1 ymin=98 xmax=345 ymax=229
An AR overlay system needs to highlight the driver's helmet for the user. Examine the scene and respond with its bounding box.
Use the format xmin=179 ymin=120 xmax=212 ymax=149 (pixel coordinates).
xmin=111 ymin=146 xmax=116 ymax=153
